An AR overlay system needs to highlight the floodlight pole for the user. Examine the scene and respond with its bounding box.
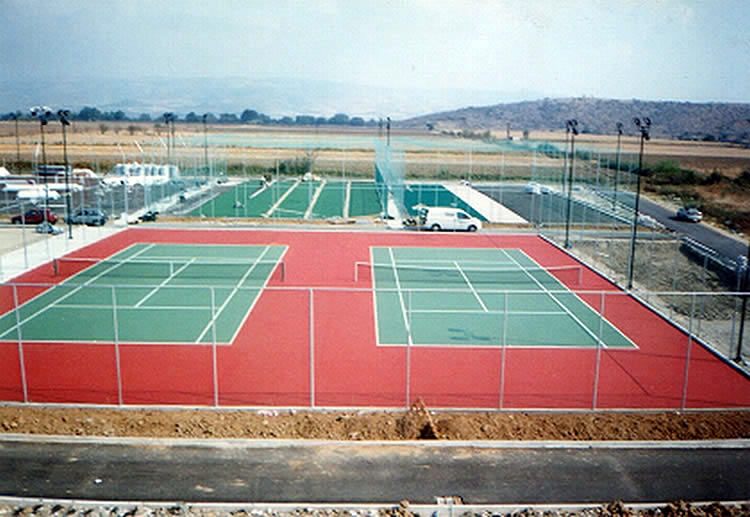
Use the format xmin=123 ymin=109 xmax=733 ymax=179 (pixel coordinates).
xmin=626 ymin=117 xmax=651 ymax=290
xmin=563 ymin=119 xmax=579 ymax=249
xmin=31 ymin=106 xmax=52 ymax=218
xmin=58 ymin=110 xmax=73 ymax=239
xmin=612 ymin=122 xmax=623 ymax=212
xmin=735 ymin=244 xmax=750 ymax=363
xmin=202 ymin=114 xmax=209 ymax=176
xmin=11 ymin=112 xmax=20 ymax=163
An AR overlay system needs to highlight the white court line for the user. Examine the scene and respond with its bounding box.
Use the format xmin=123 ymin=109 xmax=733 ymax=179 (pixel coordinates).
xmin=194 ymin=245 xmax=272 ymax=343
xmin=304 ymin=179 xmax=326 ymax=219
xmin=500 ymin=249 xmax=607 ymax=348
xmin=343 ymin=180 xmax=351 ymax=218
xmin=133 ymin=258 xmax=196 ymax=308
xmin=55 ymin=304 xmax=211 ymax=311
xmin=410 ymin=309 xmax=567 ymax=316
xmin=0 ymin=244 xmax=155 ymax=340
xmin=388 ymin=247 xmax=414 ymax=346
xmin=453 ymin=261 xmax=488 ymax=312
xmin=263 ymin=180 xmax=299 ymax=218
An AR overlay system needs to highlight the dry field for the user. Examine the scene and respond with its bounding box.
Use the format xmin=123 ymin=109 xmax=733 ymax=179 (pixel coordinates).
xmin=2 ymin=122 xmax=749 ymax=176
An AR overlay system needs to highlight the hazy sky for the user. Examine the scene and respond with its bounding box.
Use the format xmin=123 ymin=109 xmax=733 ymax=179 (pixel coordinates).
xmin=2 ymin=0 xmax=750 ymax=102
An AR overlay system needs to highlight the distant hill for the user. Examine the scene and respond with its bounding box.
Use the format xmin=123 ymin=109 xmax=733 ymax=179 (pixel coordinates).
xmin=400 ymin=98 xmax=750 ymax=142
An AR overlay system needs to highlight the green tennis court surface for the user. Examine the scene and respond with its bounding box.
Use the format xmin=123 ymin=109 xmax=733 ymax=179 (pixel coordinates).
xmin=0 ymin=243 xmax=287 ymax=344
xmin=368 ymin=247 xmax=635 ymax=348
xmin=190 ymin=179 xmax=381 ymax=219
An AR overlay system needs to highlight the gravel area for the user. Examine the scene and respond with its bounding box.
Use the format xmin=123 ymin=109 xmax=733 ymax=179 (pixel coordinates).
xmin=0 ymin=500 xmax=748 ymax=517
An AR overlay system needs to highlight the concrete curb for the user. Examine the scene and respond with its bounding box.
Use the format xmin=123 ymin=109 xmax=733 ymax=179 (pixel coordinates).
xmin=1 ymin=433 xmax=748 ymax=449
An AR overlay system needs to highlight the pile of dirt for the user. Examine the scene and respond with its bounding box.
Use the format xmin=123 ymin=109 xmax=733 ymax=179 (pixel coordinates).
xmin=0 ymin=406 xmax=748 ymax=441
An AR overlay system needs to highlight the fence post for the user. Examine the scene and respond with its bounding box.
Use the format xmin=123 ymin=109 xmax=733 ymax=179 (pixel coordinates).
xmin=499 ymin=291 xmax=508 ymax=409
xmin=406 ymin=288 xmax=412 ymax=409
xmin=111 ymin=286 xmax=123 ymax=405
xmin=309 ymin=288 xmax=315 ymax=408
xmin=12 ymin=284 xmax=29 ymax=403
xmin=680 ymin=294 xmax=697 ymax=410
xmin=592 ymin=292 xmax=605 ymax=410
xmin=210 ymin=287 xmax=219 ymax=407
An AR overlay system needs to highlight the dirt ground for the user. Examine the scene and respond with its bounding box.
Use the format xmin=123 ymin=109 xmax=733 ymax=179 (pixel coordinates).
xmin=0 ymin=406 xmax=748 ymax=440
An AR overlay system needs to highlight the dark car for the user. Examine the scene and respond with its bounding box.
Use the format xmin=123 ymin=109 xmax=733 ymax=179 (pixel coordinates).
xmin=11 ymin=208 xmax=58 ymax=225
xmin=138 ymin=210 xmax=158 ymax=222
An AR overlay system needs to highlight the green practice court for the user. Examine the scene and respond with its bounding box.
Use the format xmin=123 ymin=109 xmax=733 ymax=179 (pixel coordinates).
xmin=368 ymin=247 xmax=635 ymax=348
xmin=190 ymin=179 xmax=381 ymax=219
xmin=0 ymin=243 xmax=287 ymax=344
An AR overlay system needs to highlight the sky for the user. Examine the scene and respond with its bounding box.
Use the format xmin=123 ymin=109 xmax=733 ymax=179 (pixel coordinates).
xmin=2 ymin=0 xmax=750 ymax=103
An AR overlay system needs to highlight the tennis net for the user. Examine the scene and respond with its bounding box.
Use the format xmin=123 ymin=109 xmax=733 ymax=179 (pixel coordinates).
xmin=53 ymin=256 xmax=286 ymax=282
xmin=355 ymin=261 xmax=583 ymax=288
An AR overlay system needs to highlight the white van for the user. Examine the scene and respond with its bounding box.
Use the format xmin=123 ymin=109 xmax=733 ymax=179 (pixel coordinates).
xmin=418 ymin=207 xmax=482 ymax=232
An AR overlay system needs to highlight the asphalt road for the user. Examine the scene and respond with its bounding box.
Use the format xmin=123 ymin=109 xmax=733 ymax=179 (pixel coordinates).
xmin=479 ymin=185 xmax=748 ymax=262
xmin=1 ymin=439 xmax=749 ymax=504
xmin=636 ymin=196 xmax=748 ymax=261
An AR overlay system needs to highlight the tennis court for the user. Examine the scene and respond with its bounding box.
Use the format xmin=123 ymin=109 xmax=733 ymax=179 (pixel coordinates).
xmin=0 ymin=243 xmax=287 ymax=344
xmin=365 ymin=247 xmax=634 ymax=348
xmin=190 ymin=179 xmax=382 ymax=219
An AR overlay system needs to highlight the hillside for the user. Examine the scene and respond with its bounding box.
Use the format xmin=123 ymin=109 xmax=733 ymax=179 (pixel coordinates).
xmin=400 ymin=97 xmax=750 ymax=142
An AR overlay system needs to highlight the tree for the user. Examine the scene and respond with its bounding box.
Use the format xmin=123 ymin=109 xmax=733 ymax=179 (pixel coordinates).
xmin=77 ymin=106 xmax=102 ymax=121
xmin=138 ymin=113 xmax=151 ymax=122
xmin=280 ymin=116 xmax=294 ymax=125
xmin=184 ymin=112 xmax=199 ymax=123
xmin=219 ymin=113 xmax=239 ymax=123
xmin=241 ymin=109 xmax=259 ymax=123
xmin=295 ymin=115 xmax=315 ymax=125
xmin=99 ymin=123 xmax=109 ymax=134
xmin=328 ymin=113 xmax=350 ymax=125
xmin=350 ymin=117 xmax=365 ymax=126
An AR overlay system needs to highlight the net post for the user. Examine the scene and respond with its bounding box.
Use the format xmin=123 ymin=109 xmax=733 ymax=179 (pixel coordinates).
xmin=680 ymin=293 xmax=697 ymax=410
xmin=12 ymin=284 xmax=29 ymax=403
xmin=53 ymin=258 xmax=59 ymax=276
xmin=210 ymin=286 xmax=219 ymax=408
xmin=309 ymin=288 xmax=315 ymax=408
xmin=111 ymin=286 xmax=123 ymax=406
xmin=499 ymin=290 xmax=508 ymax=409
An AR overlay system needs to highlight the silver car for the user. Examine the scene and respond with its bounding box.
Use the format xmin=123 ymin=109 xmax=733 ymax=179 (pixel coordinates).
xmin=68 ymin=208 xmax=108 ymax=226
xmin=676 ymin=207 xmax=703 ymax=223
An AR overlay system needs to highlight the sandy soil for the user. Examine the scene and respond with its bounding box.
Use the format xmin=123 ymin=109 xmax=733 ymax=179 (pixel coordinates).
xmin=0 ymin=406 xmax=747 ymax=440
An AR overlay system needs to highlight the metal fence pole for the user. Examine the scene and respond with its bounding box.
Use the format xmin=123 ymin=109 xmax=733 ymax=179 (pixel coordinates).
xmin=592 ymin=292 xmax=605 ymax=410
xmin=499 ymin=291 xmax=508 ymax=409
xmin=12 ymin=284 xmax=29 ymax=403
xmin=680 ymin=294 xmax=698 ymax=410
xmin=407 ymin=287 xmax=414 ymax=407
xmin=210 ymin=287 xmax=219 ymax=407
xmin=309 ymin=288 xmax=315 ymax=408
xmin=111 ymin=286 xmax=123 ymax=405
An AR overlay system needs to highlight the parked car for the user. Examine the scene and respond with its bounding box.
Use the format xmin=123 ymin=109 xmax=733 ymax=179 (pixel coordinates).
xmin=138 ymin=210 xmax=159 ymax=222
xmin=11 ymin=208 xmax=57 ymax=225
xmin=68 ymin=208 xmax=108 ymax=226
xmin=676 ymin=207 xmax=703 ymax=223
xmin=418 ymin=206 xmax=482 ymax=232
